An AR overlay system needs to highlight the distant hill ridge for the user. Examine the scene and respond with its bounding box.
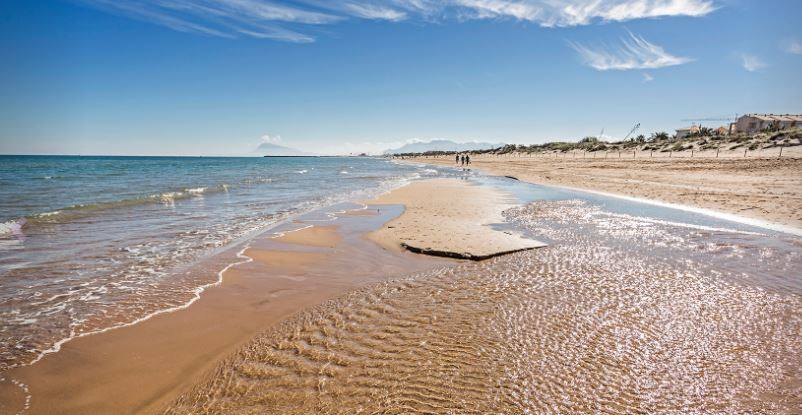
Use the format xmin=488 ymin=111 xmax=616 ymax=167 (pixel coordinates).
xmin=384 ymin=139 xmax=502 ymax=155
xmin=256 ymin=142 xmax=312 ymax=156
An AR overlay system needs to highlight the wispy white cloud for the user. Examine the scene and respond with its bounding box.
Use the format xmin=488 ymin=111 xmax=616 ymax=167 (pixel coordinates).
xmin=74 ymin=0 xmax=718 ymax=42
xmin=342 ymin=3 xmax=408 ymax=21
xmin=82 ymin=0 xmax=235 ymax=38
xmin=236 ymin=27 xmax=314 ymax=43
xmin=456 ymin=0 xmax=716 ymax=26
xmin=452 ymin=0 xmax=542 ymax=21
xmin=261 ymin=133 xmax=282 ymax=144
xmin=77 ymin=0 xmax=334 ymax=42
xmin=396 ymin=0 xmax=716 ymax=25
xmin=569 ymin=31 xmax=692 ymax=71
xmin=592 ymin=0 xmax=716 ymax=24
xmin=642 ymin=72 xmax=654 ymax=82
xmin=782 ymin=39 xmax=802 ymax=55
xmin=740 ymin=54 xmax=766 ymax=72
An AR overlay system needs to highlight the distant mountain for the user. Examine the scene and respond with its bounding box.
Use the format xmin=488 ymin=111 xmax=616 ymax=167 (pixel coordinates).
xmin=383 ymin=139 xmax=502 ymax=155
xmin=256 ymin=142 xmax=311 ymax=156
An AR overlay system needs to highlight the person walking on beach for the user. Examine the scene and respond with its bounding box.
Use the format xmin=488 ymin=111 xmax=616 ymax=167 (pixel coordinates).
xmin=466 ymin=155 xmax=471 ymax=165
xmin=460 ymin=155 xmax=465 ymax=166
xmin=456 ymin=154 xmax=460 ymax=165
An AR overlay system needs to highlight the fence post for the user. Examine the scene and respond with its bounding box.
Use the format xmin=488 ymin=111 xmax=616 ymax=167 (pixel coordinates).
xmin=744 ymin=148 xmax=747 ymax=158
xmin=779 ymin=146 xmax=783 ymax=158
xmin=716 ymin=147 xmax=719 ymax=158
xmin=633 ymin=150 xmax=636 ymax=158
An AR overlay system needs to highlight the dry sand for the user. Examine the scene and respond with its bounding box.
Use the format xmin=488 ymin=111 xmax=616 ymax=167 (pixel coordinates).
xmin=408 ymin=153 xmax=802 ymax=230
xmin=367 ymin=178 xmax=545 ymax=259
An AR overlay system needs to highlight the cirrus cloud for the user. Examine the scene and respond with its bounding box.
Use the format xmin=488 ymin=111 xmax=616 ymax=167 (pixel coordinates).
xmin=74 ymin=0 xmax=718 ymax=42
xmin=569 ymin=31 xmax=692 ymax=71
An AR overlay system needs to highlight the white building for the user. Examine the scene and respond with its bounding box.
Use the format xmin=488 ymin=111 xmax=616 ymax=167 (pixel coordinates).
xmin=675 ymin=125 xmax=700 ymax=139
xmin=731 ymin=114 xmax=802 ymax=134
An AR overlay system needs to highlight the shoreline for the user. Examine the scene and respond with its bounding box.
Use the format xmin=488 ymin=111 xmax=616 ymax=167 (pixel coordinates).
xmin=0 ymin=166 xmax=427 ymax=375
xmin=2 ymin=175 xmax=800 ymax=414
xmin=21 ymin=162 xmax=791 ymax=388
xmin=0 ymin=156 xmax=437 ymax=376
xmin=5 ymin=214 xmax=316 ymax=375
xmin=401 ymin=154 xmax=802 ymax=234
xmin=0 ymin=183 xmax=484 ymax=415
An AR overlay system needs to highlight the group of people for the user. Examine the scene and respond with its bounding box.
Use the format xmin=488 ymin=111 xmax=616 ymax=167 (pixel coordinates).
xmin=456 ymin=154 xmax=471 ymax=166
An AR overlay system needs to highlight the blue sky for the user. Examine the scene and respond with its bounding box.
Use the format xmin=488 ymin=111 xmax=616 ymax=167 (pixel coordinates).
xmin=0 ymin=0 xmax=800 ymax=155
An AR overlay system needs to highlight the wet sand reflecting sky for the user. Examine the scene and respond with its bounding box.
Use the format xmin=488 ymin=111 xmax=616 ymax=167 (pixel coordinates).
xmin=165 ymin=199 xmax=801 ymax=414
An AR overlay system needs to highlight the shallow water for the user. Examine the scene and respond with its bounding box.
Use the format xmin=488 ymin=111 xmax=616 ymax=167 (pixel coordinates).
xmin=164 ymin=179 xmax=802 ymax=414
xmin=0 ymin=156 xmax=450 ymax=370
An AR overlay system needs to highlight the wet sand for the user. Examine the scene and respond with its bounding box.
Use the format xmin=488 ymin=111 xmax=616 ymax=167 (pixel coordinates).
xmin=163 ymin=196 xmax=802 ymax=414
xmin=0 ymin=206 xmax=453 ymax=415
xmin=407 ymin=154 xmax=802 ymax=230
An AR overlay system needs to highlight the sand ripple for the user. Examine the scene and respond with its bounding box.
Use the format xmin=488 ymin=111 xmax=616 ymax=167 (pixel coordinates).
xmin=164 ymin=200 xmax=802 ymax=414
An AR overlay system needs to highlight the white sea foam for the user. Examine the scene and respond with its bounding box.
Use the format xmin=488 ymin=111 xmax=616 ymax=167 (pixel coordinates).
xmin=0 ymin=219 xmax=24 ymax=236
xmin=159 ymin=192 xmax=180 ymax=205
xmin=35 ymin=211 xmax=61 ymax=217
xmin=11 ymin=192 xmax=396 ymax=370
xmin=24 ymin=244 xmax=255 ymax=368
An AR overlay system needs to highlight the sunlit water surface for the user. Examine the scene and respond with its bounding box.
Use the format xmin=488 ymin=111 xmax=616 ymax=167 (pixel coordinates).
xmin=0 ymin=156 xmax=449 ymax=370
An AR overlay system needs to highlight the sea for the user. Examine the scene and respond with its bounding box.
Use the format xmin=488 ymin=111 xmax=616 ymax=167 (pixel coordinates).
xmin=0 ymin=155 xmax=446 ymax=370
